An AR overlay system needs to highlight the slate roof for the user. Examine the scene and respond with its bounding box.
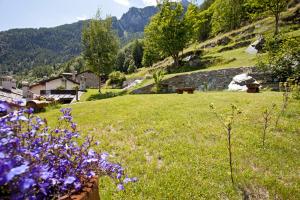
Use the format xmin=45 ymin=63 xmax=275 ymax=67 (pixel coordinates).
xmin=0 ymin=87 xmax=26 ymax=106
xmin=30 ymin=75 xmax=79 ymax=88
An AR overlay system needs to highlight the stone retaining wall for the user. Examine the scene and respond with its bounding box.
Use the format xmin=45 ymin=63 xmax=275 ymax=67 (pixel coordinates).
xmin=131 ymin=67 xmax=278 ymax=94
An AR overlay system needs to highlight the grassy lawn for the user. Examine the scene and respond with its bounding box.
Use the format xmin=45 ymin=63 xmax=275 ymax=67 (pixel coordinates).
xmin=41 ymin=92 xmax=300 ymax=199
xmin=80 ymin=89 xmax=125 ymax=102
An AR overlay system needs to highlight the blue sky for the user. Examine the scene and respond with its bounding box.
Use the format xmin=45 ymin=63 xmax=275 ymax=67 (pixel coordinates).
xmin=0 ymin=0 xmax=203 ymax=31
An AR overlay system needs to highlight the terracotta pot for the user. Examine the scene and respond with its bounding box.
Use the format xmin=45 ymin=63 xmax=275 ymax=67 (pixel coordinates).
xmin=58 ymin=177 xmax=100 ymax=200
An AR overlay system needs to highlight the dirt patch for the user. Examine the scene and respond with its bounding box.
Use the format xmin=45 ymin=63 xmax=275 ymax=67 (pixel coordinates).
xmin=241 ymin=185 xmax=270 ymax=200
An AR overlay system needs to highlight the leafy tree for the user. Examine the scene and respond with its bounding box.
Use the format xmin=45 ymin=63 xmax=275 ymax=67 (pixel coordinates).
xmin=142 ymin=39 xmax=161 ymax=67
xmin=114 ymin=51 xmax=126 ymax=72
xmin=82 ymin=11 xmax=119 ymax=92
xmin=185 ymin=3 xmax=213 ymax=42
xmin=211 ymin=0 xmax=244 ymax=35
xmin=243 ymin=0 xmax=268 ymax=21
xmin=262 ymin=0 xmax=288 ymax=35
xmin=199 ymin=0 xmax=216 ymax=11
xmin=144 ymin=0 xmax=190 ymax=67
xmin=132 ymin=40 xmax=144 ymax=68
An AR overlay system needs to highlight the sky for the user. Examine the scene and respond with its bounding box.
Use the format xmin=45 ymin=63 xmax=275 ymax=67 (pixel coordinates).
xmin=0 ymin=0 xmax=203 ymax=31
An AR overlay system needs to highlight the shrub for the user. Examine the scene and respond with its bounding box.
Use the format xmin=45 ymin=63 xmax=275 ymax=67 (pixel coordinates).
xmin=287 ymin=76 xmax=300 ymax=100
xmin=257 ymin=34 xmax=300 ymax=82
xmin=262 ymin=103 xmax=277 ymax=146
xmin=276 ymin=83 xmax=290 ymax=128
xmin=0 ymin=106 xmax=136 ymax=199
xmin=107 ymin=71 xmax=126 ymax=88
xmin=209 ymin=103 xmax=242 ymax=185
xmin=127 ymin=63 xmax=137 ymax=74
xmin=152 ymin=70 xmax=165 ymax=93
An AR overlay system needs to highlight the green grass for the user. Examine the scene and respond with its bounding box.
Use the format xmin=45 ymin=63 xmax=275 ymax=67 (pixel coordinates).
xmin=202 ymin=47 xmax=260 ymax=70
xmin=41 ymin=92 xmax=300 ymax=199
xmin=80 ymin=89 xmax=125 ymax=102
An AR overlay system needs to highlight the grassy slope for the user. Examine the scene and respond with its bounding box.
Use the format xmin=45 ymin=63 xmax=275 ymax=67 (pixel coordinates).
xmin=127 ymin=5 xmax=300 ymax=88
xmin=41 ymin=92 xmax=300 ymax=199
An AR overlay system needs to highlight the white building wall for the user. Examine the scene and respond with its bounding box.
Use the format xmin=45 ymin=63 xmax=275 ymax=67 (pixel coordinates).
xmin=30 ymin=84 xmax=45 ymax=95
xmin=45 ymin=79 xmax=78 ymax=90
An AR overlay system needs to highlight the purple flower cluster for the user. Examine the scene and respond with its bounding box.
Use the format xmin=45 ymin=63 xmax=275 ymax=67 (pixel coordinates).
xmin=0 ymin=101 xmax=9 ymax=114
xmin=0 ymin=107 xmax=136 ymax=199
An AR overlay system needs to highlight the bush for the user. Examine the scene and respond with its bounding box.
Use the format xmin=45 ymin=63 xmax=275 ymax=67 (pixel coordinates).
xmin=152 ymin=70 xmax=165 ymax=93
xmin=0 ymin=106 xmax=136 ymax=199
xmin=287 ymin=76 xmax=300 ymax=100
xmin=107 ymin=71 xmax=126 ymax=88
xmin=257 ymin=34 xmax=300 ymax=82
xmin=127 ymin=64 xmax=137 ymax=74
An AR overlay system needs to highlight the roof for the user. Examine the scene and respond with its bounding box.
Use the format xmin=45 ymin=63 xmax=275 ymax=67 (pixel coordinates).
xmin=30 ymin=75 xmax=79 ymax=88
xmin=45 ymin=94 xmax=76 ymax=100
xmin=76 ymin=70 xmax=98 ymax=76
xmin=0 ymin=87 xmax=26 ymax=107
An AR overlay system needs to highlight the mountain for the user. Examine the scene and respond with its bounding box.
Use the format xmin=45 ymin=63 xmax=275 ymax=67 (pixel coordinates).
xmin=0 ymin=0 xmax=190 ymax=74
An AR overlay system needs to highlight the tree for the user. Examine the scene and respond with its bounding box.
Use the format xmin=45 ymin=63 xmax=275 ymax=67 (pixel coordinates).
xmin=211 ymin=0 xmax=244 ymax=35
xmin=262 ymin=0 xmax=288 ymax=35
xmin=82 ymin=11 xmax=119 ymax=92
xmin=243 ymin=0 xmax=267 ymax=21
xmin=114 ymin=51 xmax=126 ymax=72
xmin=132 ymin=40 xmax=144 ymax=68
xmin=185 ymin=3 xmax=213 ymax=42
xmin=144 ymin=0 xmax=190 ymax=67
xmin=142 ymin=39 xmax=161 ymax=67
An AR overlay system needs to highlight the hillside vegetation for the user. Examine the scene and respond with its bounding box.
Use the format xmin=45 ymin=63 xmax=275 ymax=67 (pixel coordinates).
xmin=42 ymin=92 xmax=300 ymax=199
xmin=127 ymin=4 xmax=300 ymax=81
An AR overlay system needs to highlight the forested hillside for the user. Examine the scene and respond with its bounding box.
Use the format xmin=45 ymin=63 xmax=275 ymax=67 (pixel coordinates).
xmin=0 ymin=5 xmax=159 ymax=74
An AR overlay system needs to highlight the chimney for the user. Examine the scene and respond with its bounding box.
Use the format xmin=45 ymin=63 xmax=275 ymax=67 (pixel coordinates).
xmin=2 ymin=76 xmax=13 ymax=91
xmin=79 ymin=76 xmax=86 ymax=90
xmin=72 ymin=71 xmax=77 ymax=81
xmin=22 ymin=81 xmax=30 ymax=98
xmin=12 ymin=79 xmax=17 ymax=89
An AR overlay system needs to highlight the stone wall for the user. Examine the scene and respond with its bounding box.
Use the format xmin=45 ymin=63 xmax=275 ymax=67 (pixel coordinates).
xmin=131 ymin=67 xmax=278 ymax=94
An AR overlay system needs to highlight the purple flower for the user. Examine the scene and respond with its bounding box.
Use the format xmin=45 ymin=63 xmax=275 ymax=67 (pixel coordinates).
xmin=6 ymin=164 xmax=29 ymax=182
xmin=124 ymin=177 xmax=138 ymax=184
xmin=101 ymin=152 xmax=109 ymax=160
xmin=0 ymin=101 xmax=9 ymax=113
xmin=21 ymin=178 xmax=36 ymax=191
xmin=25 ymin=108 xmax=34 ymax=114
xmin=0 ymin=107 xmax=135 ymax=198
xmin=64 ymin=176 xmax=76 ymax=185
xmin=117 ymin=184 xmax=125 ymax=191
xmin=74 ymin=182 xmax=82 ymax=191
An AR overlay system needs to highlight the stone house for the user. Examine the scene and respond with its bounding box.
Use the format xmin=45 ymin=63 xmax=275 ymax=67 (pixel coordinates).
xmin=75 ymin=70 xmax=99 ymax=89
